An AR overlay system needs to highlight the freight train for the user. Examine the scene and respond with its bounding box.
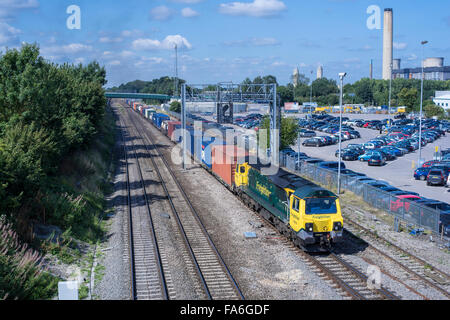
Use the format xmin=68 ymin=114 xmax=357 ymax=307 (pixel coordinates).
xmin=125 ymin=100 xmax=344 ymax=251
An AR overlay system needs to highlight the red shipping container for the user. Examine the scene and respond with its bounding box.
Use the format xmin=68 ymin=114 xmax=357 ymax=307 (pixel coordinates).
xmin=167 ymin=121 xmax=181 ymax=141
xmin=212 ymin=145 xmax=248 ymax=186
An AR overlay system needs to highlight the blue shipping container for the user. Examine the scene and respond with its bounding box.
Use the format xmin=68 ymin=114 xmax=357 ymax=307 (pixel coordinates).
xmin=153 ymin=114 xmax=170 ymax=128
xmin=202 ymin=137 xmax=226 ymax=169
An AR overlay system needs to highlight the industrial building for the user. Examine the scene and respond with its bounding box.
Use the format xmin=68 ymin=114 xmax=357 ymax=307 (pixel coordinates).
xmin=392 ymin=57 xmax=450 ymax=81
xmin=433 ymin=91 xmax=450 ymax=110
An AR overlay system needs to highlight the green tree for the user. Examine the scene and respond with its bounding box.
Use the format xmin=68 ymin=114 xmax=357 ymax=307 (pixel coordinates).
xmin=277 ymin=85 xmax=294 ymax=104
xmin=170 ymin=101 xmax=181 ymax=113
xmin=424 ymin=101 xmax=445 ymax=119
xmin=258 ymin=116 xmax=299 ymax=150
xmin=312 ymin=78 xmax=339 ymax=97
xmin=398 ymin=88 xmax=419 ymax=112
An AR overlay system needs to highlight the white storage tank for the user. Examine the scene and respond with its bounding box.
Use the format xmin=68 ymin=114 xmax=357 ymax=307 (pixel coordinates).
xmin=423 ymin=57 xmax=444 ymax=68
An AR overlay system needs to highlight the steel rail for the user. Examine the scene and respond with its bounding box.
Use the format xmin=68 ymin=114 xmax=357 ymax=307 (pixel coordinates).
xmin=126 ymin=108 xmax=244 ymax=300
xmin=119 ymin=114 xmax=169 ymax=300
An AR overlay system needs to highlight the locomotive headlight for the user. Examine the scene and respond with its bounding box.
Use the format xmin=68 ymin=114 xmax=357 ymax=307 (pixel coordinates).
xmin=305 ymin=223 xmax=314 ymax=233
xmin=333 ymin=222 xmax=343 ymax=231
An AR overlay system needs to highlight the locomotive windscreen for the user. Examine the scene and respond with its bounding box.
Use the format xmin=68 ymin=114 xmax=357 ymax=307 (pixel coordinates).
xmin=305 ymin=198 xmax=337 ymax=215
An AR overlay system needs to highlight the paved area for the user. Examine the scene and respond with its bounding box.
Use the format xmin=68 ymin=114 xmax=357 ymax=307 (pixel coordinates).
xmin=291 ymin=114 xmax=450 ymax=203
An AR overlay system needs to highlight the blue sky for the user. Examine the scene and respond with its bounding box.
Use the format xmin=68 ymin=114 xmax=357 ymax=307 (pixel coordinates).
xmin=1 ymin=0 xmax=449 ymax=87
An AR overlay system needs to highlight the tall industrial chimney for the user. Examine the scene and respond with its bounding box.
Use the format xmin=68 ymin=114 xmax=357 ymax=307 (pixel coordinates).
xmin=382 ymin=8 xmax=393 ymax=80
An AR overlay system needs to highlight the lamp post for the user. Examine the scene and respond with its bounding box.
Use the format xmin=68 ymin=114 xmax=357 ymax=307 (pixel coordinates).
xmin=418 ymin=40 xmax=428 ymax=167
xmin=310 ymin=71 xmax=313 ymax=117
xmin=337 ymin=72 xmax=347 ymax=195
xmin=388 ymin=62 xmax=393 ymax=131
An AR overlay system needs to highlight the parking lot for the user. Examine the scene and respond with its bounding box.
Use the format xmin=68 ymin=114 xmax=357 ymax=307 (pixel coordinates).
xmin=292 ymin=113 xmax=450 ymax=203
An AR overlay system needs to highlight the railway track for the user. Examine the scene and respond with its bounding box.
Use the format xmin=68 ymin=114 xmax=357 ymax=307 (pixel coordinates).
xmin=342 ymin=204 xmax=450 ymax=299
xmin=119 ymin=117 xmax=169 ymax=300
xmin=124 ymin=107 xmax=244 ymax=300
xmin=120 ymin=103 xmax=401 ymax=300
xmin=250 ymin=215 xmax=399 ymax=300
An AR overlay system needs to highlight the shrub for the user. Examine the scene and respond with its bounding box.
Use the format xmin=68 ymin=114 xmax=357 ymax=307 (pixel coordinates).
xmin=0 ymin=216 xmax=58 ymax=300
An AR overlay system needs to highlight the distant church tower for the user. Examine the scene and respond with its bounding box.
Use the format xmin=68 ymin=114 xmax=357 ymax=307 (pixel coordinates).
xmin=292 ymin=67 xmax=300 ymax=87
xmin=317 ymin=65 xmax=323 ymax=79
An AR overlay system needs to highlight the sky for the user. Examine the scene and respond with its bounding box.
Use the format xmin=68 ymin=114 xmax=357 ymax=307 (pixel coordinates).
xmin=0 ymin=0 xmax=449 ymax=87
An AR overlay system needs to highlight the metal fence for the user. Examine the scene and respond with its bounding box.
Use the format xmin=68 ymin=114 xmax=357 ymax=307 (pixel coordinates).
xmin=282 ymin=154 xmax=441 ymax=235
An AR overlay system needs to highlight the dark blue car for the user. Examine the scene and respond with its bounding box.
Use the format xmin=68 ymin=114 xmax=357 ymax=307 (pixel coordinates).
xmin=414 ymin=167 xmax=432 ymax=181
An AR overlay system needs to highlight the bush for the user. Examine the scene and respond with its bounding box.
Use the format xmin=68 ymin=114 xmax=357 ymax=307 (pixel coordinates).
xmin=0 ymin=43 xmax=107 ymax=233
xmin=0 ymin=216 xmax=58 ymax=300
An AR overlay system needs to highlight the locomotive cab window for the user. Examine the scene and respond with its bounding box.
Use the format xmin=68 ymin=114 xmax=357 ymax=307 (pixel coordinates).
xmin=305 ymin=197 xmax=337 ymax=215
xmin=292 ymin=197 xmax=300 ymax=212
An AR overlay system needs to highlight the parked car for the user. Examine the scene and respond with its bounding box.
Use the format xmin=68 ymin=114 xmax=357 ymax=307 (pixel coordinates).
xmin=390 ymin=195 xmax=421 ymax=213
xmin=422 ymin=160 xmax=440 ymax=168
xmin=299 ymin=129 xmax=316 ymax=138
xmin=368 ymin=154 xmax=386 ymax=166
xmin=341 ymin=150 xmax=360 ymax=161
xmin=414 ymin=167 xmax=432 ymax=181
xmin=318 ymin=161 xmax=346 ymax=170
xmin=358 ymin=150 xmax=381 ymax=162
xmin=427 ymin=169 xmax=448 ymax=186
xmin=302 ymin=138 xmax=324 ymax=147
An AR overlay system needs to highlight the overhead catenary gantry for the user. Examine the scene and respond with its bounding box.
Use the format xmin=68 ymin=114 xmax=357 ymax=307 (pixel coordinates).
xmin=180 ymin=82 xmax=280 ymax=171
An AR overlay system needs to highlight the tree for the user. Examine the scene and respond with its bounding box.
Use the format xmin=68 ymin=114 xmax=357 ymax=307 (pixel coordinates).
xmin=353 ymin=78 xmax=374 ymax=104
xmin=258 ymin=116 xmax=299 ymax=150
xmin=424 ymin=101 xmax=445 ymax=119
xmin=277 ymin=85 xmax=294 ymax=104
xmin=312 ymin=78 xmax=339 ymax=97
xmin=170 ymin=101 xmax=181 ymax=113
xmin=398 ymin=88 xmax=419 ymax=112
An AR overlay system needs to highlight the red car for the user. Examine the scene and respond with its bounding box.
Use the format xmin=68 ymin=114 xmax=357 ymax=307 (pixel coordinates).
xmin=422 ymin=160 xmax=440 ymax=168
xmin=390 ymin=195 xmax=421 ymax=212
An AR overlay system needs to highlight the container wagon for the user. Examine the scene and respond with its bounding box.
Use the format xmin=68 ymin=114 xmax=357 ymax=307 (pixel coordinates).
xmin=132 ymin=103 xmax=344 ymax=251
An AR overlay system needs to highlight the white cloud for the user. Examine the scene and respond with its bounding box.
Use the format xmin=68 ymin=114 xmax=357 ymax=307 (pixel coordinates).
xmin=109 ymin=60 xmax=121 ymax=66
xmin=169 ymin=0 xmax=204 ymax=3
xmin=132 ymin=35 xmax=192 ymax=51
xmin=181 ymin=7 xmax=199 ymax=18
xmin=99 ymin=36 xmax=123 ymax=43
xmin=150 ymin=5 xmax=173 ymax=21
xmin=0 ymin=0 xmax=38 ymax=19
xmin=74 ymin=57 xmax=85 ymax=64
xmin=41 ymin=43 xmax=93 ymax=55
xmin=119 ymin=50 xmax=134 ymax=58
xmin=394 ymin=42 xmax=408 ymax=50
xmin=219 ymin=0 xmax=286 ymax=17
xmin=224 ymin=37 xmax=280 ymax=47
xmin=406 ymin=53 xmax=418 ymax=61
xmin=0 ymin=21 xmax=21 ymax=45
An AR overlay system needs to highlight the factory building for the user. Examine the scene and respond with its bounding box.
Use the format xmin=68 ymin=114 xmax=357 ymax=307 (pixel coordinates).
xmin=433 ymin=91 xmax=450 ymax=110
xmin=392 ymin=57 xmax=450 ymax=81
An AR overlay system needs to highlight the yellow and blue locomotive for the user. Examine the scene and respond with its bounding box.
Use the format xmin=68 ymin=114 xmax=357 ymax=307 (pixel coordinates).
xmin=234 ymin=162 xmax=344 ymax=251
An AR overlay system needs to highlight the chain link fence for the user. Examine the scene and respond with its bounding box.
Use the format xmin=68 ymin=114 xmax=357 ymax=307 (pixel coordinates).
xmin=282 ymin=153 xmax=442 ymax=235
